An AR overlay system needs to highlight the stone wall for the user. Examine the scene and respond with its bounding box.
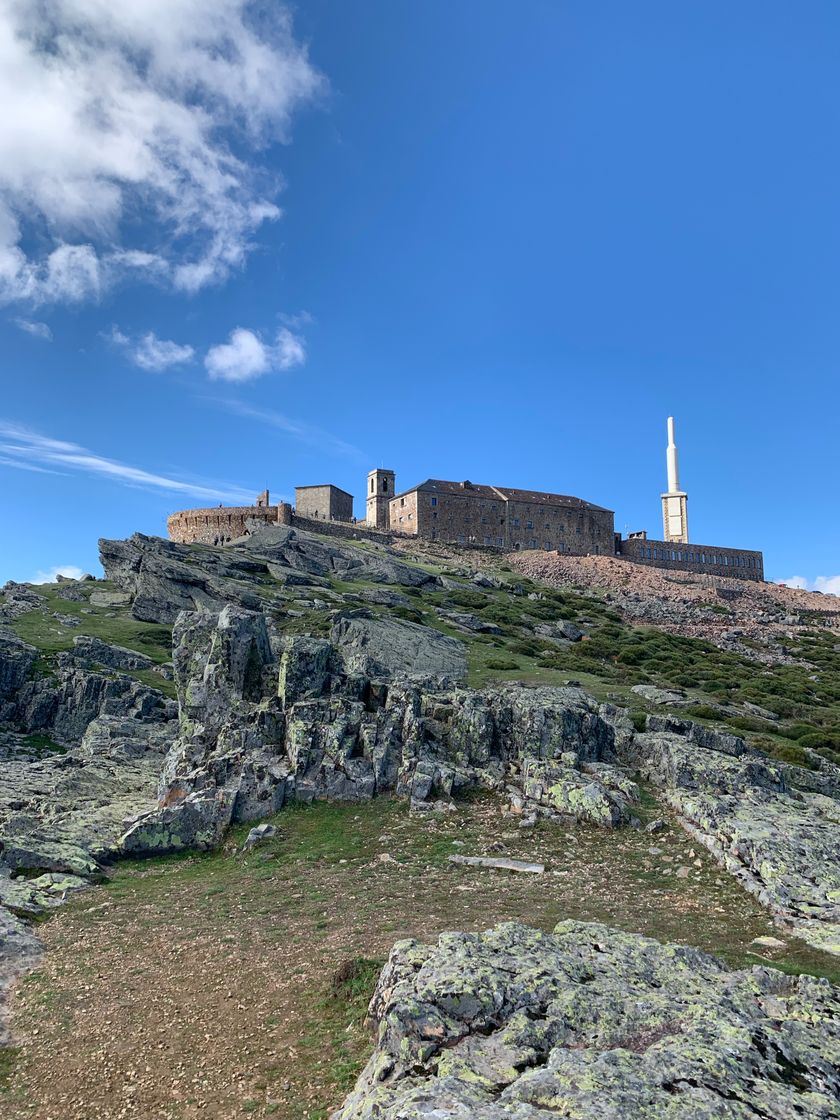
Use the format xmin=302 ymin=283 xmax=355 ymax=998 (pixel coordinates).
xmin=169 ymin=503 xmax=401 ymax=548
xmin=619 ymin=536 xmax=764 ymax=581
xmin=167 ymin=505 xmax=282 ymax=546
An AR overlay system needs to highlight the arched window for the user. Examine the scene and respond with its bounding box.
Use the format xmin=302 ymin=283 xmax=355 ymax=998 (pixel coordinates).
xmin=382 ymin=478 xmax=388 ymax=493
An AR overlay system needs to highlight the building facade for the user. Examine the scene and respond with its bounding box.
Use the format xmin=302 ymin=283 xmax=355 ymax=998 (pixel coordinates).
xmin=387 ymin=477 xmax=615 ymax=555
xmin=295 ymin=485 xmax=354 ymax=522
xmin=619 ymin=534 xmax=764 ymax=581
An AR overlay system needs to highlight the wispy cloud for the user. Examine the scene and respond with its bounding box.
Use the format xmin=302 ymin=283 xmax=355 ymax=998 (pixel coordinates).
xmin=0 ymin=3 xmax=325 ymax=305
xmin=205 ymin=326 xmax=305 ymax=382
xmin=0 ymin=420 xmax=253 ymax=503
xmin=214 ymin=399 xmax=365 ymax=459
xmin=30 ymin=565 xmax=85 ymax=585
xmin=12 ymin=317 xmax=52 ymax=340
xmin=779 ymin=575 xmax=840 ymax=597
xmin=107 ymin=326 xmax=195 ymax=371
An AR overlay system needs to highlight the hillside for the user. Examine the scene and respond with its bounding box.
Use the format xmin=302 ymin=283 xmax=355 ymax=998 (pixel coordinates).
xmin=0 ymin=527 xmax=839 ymax=1118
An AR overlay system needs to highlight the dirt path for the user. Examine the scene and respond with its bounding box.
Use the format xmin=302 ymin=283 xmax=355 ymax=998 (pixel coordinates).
xmin=4 ymin=796 xmax=838 ymax=1120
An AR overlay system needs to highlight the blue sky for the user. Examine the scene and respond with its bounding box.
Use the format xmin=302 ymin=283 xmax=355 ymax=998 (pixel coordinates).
xmin=0 ymin=1 xmax=838 ymax=590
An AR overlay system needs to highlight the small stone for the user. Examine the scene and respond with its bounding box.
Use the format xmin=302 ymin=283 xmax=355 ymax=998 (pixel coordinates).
xmin=676 ymin=866 xmax=691 ymax=879
xmin=751 ymin=935 xmax=787 ymax=949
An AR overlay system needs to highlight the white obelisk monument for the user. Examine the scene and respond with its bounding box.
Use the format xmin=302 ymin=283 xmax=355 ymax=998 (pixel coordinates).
xmin=661 ymin=416 xmax=689 ymax=544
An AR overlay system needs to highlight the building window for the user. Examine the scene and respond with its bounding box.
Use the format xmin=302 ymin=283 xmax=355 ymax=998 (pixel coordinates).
xmin=430 ymin=496 xmax=437 ymax=507
xmin=512 ymin=518 xmax=520 ymax=527
xmin=382 ymin=479 xmax=388 ymax=493
xmin=526 ymin=520 xmax=533 ymax=529
xmin=484 ymin=536 xmax=492 ymax=546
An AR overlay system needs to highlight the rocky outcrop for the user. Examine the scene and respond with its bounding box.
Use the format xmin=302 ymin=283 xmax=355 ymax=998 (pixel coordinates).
xmin=69 ymin=634 xmax=154 ymax=671
xmin=0 ymin=713 xmax=173 ymax=876
xmin=0 ymin=634 xmax=37 ymax=713
xmin=335 ymin=920 xmax=840 ymax=1119
xmin=119 ymin=605 xmax=624 ymax=856
xmin=628 ymin=724 xmax=840 ymax=953
xmin=99 ymin=527 xmax=441 ymax=624
xmin=331 ymin=612 xmax=467 ymax=681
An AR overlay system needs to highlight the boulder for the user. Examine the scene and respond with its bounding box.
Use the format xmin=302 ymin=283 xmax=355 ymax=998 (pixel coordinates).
xmin=335 ymin=920 xmax=840 ymax=1119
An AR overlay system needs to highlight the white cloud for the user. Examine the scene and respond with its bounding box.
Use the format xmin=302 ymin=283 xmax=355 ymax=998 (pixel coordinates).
xmin=205 ymin=325 xmax=305 ymax=382
xmin=0 ymin=1 xmax=324 ymax=305
xmin=0 ymin=419 xmax=253 ymax=503
xmin=779 ymin=575 xmax=840 ymax=597
xmin=12 ymin=317 xmax=52 ymax=340
xmin=108 ymin=326 xmax=195 ymax=371
xmin=30 ymin=565 xmax=85 ymax=584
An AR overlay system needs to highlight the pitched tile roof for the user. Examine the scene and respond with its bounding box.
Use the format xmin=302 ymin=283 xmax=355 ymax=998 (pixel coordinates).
xmin=400 ymin=479 xmax=612 ymax=513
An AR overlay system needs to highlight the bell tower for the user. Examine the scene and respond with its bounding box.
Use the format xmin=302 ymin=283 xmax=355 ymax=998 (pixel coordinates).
xmin=661 ymin=416 xmax=689 ymax=544
xmin=367 ymin=468 xmax=395 ymax=529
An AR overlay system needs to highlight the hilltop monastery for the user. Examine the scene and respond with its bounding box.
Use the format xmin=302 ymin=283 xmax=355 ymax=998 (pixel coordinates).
xmin=168 ymin=417 xmax=764 ymax=582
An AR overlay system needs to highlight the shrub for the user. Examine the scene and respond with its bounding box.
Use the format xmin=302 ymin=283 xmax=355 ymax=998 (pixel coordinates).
xmin=486 ymin=657 xmax=520 ymax=671
xmin=629 ymin=710 xmax=647 ymax=733
xmin=684 ymin=705 xmax=722 ymax=721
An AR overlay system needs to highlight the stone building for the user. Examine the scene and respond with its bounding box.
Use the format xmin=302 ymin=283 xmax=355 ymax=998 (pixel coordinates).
xmin=295 ymin=484 xmax=354 ymax=523
xmin=618 ymin=533 xmax=764 ymax=581
xmin=384 ymin=476 xmax=615 ymax=555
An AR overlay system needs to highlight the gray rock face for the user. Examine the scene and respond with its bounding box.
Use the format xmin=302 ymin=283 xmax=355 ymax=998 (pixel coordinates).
xmin=629 ymin=726 xmax=840 ymax=953
xmin=335 ymin=920 xmax=840 ymax=1119
xmin=98 ymin=528 xmax=440 ymax=624
xmin=0 ymin=633 xmax=37 ymax=705
xmin=0 ymin=712 xmax=173 ymax=875
xmin=70 ymin=634 xmax=154 ymax=671
xmin=0 ymin=908 xmax=40 ymax=1046
xmin=331 ymin=613 xmax=468 ymax=681
xmin=121 ymin=606 xmax=618 ymax=856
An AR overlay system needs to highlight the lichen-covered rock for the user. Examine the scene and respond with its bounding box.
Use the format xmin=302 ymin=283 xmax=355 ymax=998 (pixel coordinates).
xmin=0 ymin=868 xmax=89 ymax=915
xmin=331 ymin=613 xmax=467 ymax=682
xmin=518 ymin=757 xmax=638 ymax=826
xmin=668 ymin=786 xmax=840 ymax=954
xmin=630 ymin=726 xmax=840 ymax=953
xmin=278 ymin=637 xmax=333 ymax=707
xmin=133 ymin=605 xmax=618 ymax=853
xmin=0 ymin=713 xmax=173 ymax=875
xmin=334 ymin=920 xmax=840 ymax=1119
